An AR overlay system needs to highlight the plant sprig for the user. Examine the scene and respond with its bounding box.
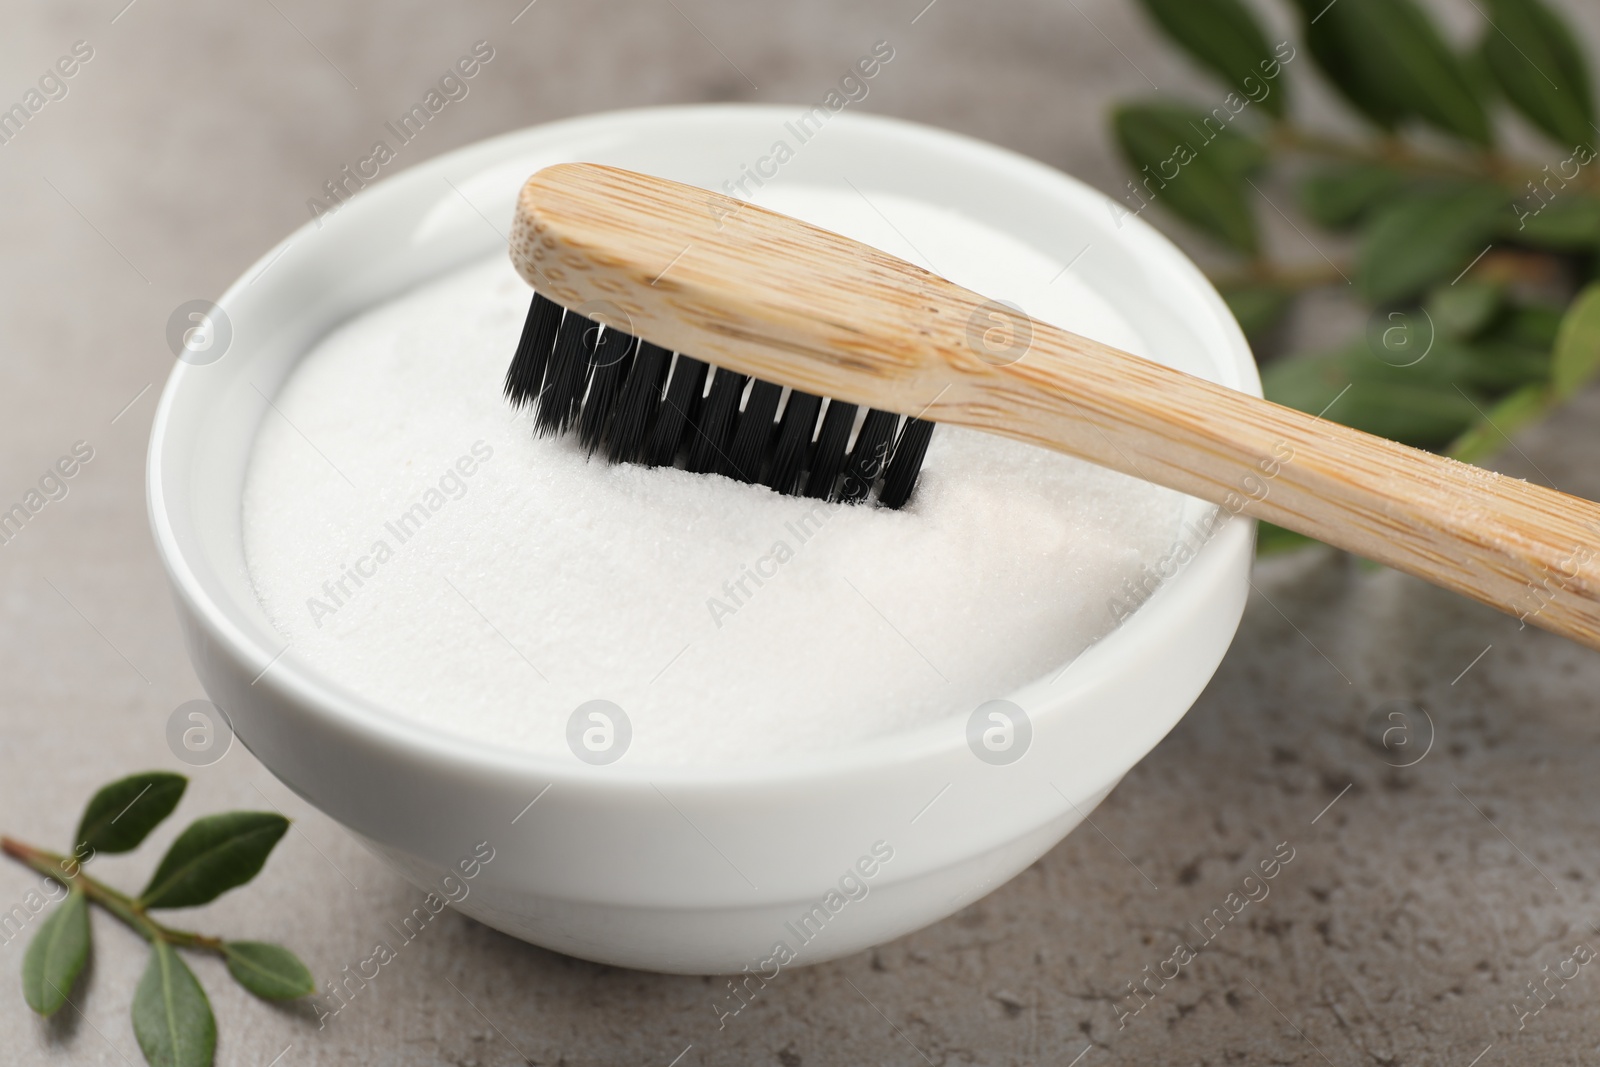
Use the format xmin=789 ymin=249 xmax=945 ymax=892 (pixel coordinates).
xmin=1117 ymin=0 xmax=1600 ymax=553
xmin=3 ymin=772 xmax=314 ymax=1067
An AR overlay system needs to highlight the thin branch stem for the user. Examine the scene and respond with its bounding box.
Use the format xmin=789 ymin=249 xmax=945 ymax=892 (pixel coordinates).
xmin=1268 ymin=122 xmax=1558 ymax=189
xmin=1211 ymin=244 xmax=1570 ymax=295
xmin=0 ymin=835 xmax=225 ymax=954
xmin=1210 ymin=260 xmax=1351 ymax=292
xmin=1269 ymin=123 xmax=1470 ymax=175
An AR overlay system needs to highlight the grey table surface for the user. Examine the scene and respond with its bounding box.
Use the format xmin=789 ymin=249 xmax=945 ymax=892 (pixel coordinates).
xmin=6 ymin=0 xmax=1600 ymax=1064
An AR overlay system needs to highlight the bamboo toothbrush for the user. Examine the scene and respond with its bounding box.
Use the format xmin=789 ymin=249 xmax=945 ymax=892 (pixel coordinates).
xmin=504 ymin=162 xmax=1600 ymax=651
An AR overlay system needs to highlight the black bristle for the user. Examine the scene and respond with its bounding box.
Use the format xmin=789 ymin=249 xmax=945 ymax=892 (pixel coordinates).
xmin=686 ymin=368 xmax=746 ymax=475
xmin=536 ymin=311 xmax=600 ymax=436
xmin=504 ymin=293 xmax=564 ymax=408
xmin=606 ymin=341 xmax=671 ymax=464
xmin=765 ymin=391 xmax=822 ymax=495
xmin=726 ymin=379 xmax=783 ymax=483
xmin=804 ymin=399 xmax=858 ymax=501
xmin=877 ymin=417 xmax=935 ymax=509
xmin=840 ymin=409 xmax=899 ymax=503
xmin=645 ymin=355 xmax=708 ymax=467
xmin=576 ymin=328 xmax=637 ymax=454
xmin=508 ymin=298 xmax=937 ymax=505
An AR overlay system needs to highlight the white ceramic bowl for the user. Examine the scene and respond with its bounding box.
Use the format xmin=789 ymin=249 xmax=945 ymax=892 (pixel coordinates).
xmin=147 ymin=105 xmax=1257 ymax=974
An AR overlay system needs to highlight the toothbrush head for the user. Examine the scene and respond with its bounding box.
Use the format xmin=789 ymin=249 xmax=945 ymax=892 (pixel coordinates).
xmin=502 ymin=166 xmax=936 ymax=508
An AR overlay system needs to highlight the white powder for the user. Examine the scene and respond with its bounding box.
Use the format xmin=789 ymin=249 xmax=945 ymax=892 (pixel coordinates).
xmin=241 ymin=186 xmax=1187 ymax=767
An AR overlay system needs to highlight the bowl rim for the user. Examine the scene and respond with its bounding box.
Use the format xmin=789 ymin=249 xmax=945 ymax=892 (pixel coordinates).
xmin=147 ymin=103 xmax=1258 ymax=788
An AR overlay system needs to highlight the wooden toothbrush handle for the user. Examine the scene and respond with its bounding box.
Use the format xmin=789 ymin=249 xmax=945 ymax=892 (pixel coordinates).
xmin=987 ymin=320 xmax=1600 ymax=649
xmin=512 ymin=163 xmax=1600 ymax=650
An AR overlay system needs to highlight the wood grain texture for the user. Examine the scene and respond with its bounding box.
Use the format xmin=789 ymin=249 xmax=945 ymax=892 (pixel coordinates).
xmin=511 ymin=162 xmax=1600 ymax=651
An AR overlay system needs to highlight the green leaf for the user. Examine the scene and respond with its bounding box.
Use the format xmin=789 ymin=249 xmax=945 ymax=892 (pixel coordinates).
xmin=132 ymin=941 xmax=216 ymax=1067
xmin=1257 ymin=521 xmax=1317 ymax=555
xmin=1198 ymin=121 xmax=1269 ymax=179
xmin=1291 ymin=0 xmax=1493 ymax=144
xmin=1136 ymin=0 xmax=1290 ymax=117
xmin=1552 ymin=283 xmax=1600 ymax=398
xmin=1462 ymin=38 xmax=1500 ymax=104
xmin=1293 ymin=1 xmax=1406 ymax=129
xmin=1364 ymin=307 xmax=1441 ymax=372
xmin=1446 ymin=382 xmax=1550 ymax=463
xmin=1262 ymin=349 xmax=1352 ymax=415
xmin=1338 ymin=379 xmax=1483 ymax=447
xmin=1112 ymin=102 xmax=1266 ymax=253
xmin=223 ymin=942 xmax=315 ymax=1001
xmin=21 ymin=885 xmax=90 ymax=1016
xmin=1221 ymin=283 xmax=1294 ymax=340
xmin=1481 ymin=0 xmax=1595 ymax=151
xmin=138 ymin=812 xmax=289 ymax=910
xmin=1427 ymin=282 xmax=1503 ymax=340
xmin=75 ymin=772 xmax=187 ymax=855
xmin=1456 ymin=339 xmax=1551 ymax=391
xmin=1299 ymin=164 xmax=1411 ymax=229
xmin=1492 ymin=302 xmax=1565 ymax=348
xmin=1264 ymin=346 xmax=1483 ymax=447
xmin=1357 ymin=310 xmax=1547 ymax=393
xmin=1505 ymin=193 xmax=1600 ymax=251
xmin=1359 ymin=183 xmax=1510 ymax=304
xmin=1359 ymin=326 xmax=1545 ymax=394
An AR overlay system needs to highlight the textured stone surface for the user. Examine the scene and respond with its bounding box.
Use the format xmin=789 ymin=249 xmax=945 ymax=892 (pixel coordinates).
xmin=4 ymin=1 xmax=1600 ymax=1064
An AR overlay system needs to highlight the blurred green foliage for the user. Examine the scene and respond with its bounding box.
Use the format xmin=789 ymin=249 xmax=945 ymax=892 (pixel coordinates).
xmin=1116 ymin=0 xmax=1600 ymax=554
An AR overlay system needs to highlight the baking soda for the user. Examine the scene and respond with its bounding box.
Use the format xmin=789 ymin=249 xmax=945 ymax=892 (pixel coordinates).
xmin=241 ymin=185 xmax=1189 ymax=766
